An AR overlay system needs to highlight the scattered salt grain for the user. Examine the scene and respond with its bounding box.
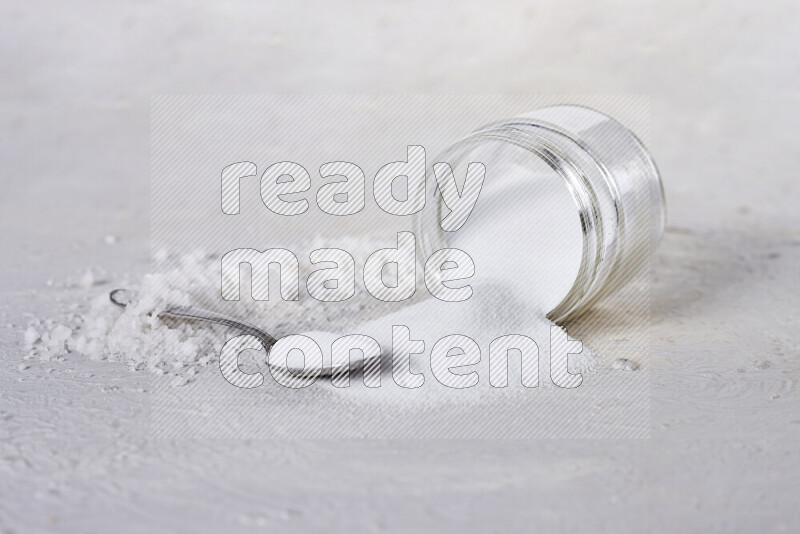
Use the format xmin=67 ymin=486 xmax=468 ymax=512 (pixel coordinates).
xmin=23 ymin=326 xmax=40 ymax=350
xmin=79 ymin=269 xmax=96 ymax=288
xmin=171 ymin=376 xmax=190 ymax=387
xmin=50 ymin=324 xmax=73 ymax=350
xmin=612 ymin=358 xmax=641 ymax=371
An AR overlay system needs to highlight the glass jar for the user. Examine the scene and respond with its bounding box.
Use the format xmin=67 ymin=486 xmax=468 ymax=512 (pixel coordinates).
xmin=413 ymin=105 xmax=666 ymax=322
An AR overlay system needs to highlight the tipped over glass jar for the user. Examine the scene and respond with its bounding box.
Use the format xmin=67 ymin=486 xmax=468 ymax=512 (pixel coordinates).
xmin=413 ymin=105 xmax=666 ymax=322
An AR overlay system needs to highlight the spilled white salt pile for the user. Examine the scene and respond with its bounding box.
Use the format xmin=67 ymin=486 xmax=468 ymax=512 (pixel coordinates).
xmin=292 ymin=160 xmax=594 ymax=382
xmin=25 ymin=163 xmax=598 ymax=384
xmin=296 ymin=282 xmax=596 ymax=398
xmin=24 ymin=236 xmax=404 ymax=378
xmin=24 ymin=243 xmax=594 ymax=386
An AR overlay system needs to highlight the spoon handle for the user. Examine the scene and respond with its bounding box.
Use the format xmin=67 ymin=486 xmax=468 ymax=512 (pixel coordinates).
xmin=110 ymin=288 xmax=277 ymax=349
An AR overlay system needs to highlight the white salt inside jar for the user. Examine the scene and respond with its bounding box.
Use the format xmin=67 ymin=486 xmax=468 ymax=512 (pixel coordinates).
xmin=438 ymin=148 xmax=584 ymax=315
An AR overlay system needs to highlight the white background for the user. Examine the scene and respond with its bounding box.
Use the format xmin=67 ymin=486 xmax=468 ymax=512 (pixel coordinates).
xmin=1 ymin=1 xmax=799 ymax=532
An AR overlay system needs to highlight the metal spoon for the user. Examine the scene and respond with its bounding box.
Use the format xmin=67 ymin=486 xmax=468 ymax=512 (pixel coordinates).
xmin=108 ymin=289 xmax=368 ymax=378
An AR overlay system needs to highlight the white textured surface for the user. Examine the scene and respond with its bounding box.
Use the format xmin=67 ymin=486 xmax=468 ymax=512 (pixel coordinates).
xmin=1 ymin=1 xmax=799 ymax=532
